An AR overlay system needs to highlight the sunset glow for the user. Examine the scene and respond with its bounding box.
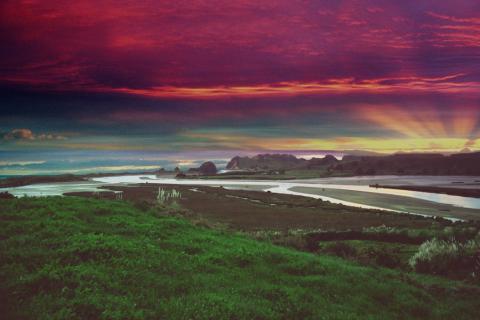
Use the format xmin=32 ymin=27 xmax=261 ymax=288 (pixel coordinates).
xmin=1 ymin=0 xmax=480 ymax=157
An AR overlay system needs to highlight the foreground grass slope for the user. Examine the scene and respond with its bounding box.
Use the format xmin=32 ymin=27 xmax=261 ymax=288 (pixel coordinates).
xmin=0 ymin=197 xmax=479 ymax=319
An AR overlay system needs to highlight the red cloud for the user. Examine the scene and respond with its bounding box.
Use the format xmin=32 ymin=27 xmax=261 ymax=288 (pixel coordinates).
xmin=1 ymin=1 xmax=479 ymax=96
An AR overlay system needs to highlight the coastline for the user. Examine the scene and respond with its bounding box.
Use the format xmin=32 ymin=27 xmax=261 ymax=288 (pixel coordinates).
xmin=371 ymin=184 xmax=480 ymax=199
xmin=0 ymin=171 xmax=173 ymax=188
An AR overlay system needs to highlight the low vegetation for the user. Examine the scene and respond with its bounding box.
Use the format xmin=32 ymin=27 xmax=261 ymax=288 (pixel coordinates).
xmin=96 ymin=184 xmax=445 ymax=231
xmin=318 ymin=240 xmax=417 ymax=270
xmin=409 ymin=238 xmax=480 ymax=281
xmin=1 ymin=196 xmax=480 ymax=319
xmin=155 ymin=187 xmax=182 ymax=205
xmin=0 ymin=191 xmax=15 ymax=199
xmin=250 ymin=224 xmax=480 ymax=280
xmin=67 ymin=184 xmax=480 ymax=283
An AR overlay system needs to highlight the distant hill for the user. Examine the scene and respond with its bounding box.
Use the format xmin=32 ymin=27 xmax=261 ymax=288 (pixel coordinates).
xmin=188 ymin=161 xmax=218 ymax=175
xmin=227 ymin=154 xmax=307 ymax=170
xmin=226 ymin=152 xmax=480 ymax=176
xmin=339 ymin=152 xmax=480 ymax=176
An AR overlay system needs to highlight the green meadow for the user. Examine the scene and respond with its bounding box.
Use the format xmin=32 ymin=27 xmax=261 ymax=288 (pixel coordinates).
xmin=1 ymin=196 xmax=479 ymax=319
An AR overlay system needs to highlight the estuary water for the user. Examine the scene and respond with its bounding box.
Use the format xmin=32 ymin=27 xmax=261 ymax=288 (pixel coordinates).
xmin=91 ymin=175 xmax=480 ymax=210
xmin=2 ymin=175 xmax=480 ymax=220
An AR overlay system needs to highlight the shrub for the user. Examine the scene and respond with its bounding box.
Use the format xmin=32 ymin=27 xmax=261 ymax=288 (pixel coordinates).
xmin=321 ymin=242 xmax=357 ymax=258
xmin=370 ymin=249 xmax=402 ymax=269
xmin=318 ymin=241 xmax=404 ymax=269
xmin=133 ymin=200 xmax=151 ymax=212
xmin=274 ymin=235 xmax=307 ymax=251
xmin=0 ymin=192 xmax=15 ymax=199
xmin=409 ymin=238 xmax=479 ymax=280
xmin=363 ymin=225 xmax=397 ymax=234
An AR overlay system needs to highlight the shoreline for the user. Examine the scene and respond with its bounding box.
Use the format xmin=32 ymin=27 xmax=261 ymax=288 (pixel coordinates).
xmin=0 ymin=171 xmax=174 ymax=188
xmin=371 ymin=184 xmax=480 ymax=199
xmin=63 ymin=183 xmax=457 ymax=230
xmin=3 ymin=170 xmax=480 ymax=189
xmin=3 ymin=173 xmax=480 ymax=221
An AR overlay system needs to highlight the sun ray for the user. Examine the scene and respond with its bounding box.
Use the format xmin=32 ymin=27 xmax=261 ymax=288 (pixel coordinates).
xmin=452 ymin=106 xmax=479 ymax=138
xmin=359 ymin=105 xmax=434 ymax=138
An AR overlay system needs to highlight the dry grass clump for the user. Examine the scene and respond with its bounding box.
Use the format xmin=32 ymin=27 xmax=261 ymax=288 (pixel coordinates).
xmin=409 ymin=238 xmax=480 ymax=281
xmin=156 ymin=187 xmax=182 ymax=204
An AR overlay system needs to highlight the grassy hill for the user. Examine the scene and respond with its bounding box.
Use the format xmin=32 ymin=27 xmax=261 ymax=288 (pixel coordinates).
xmin=1 ymin=197 xmax=479 ymax=319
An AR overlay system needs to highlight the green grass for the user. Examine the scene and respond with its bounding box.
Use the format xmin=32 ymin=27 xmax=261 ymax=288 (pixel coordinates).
xmin=318 ymin=240 xmax=419 ymax=269
xmin=1 ymin=197 xmax=479 ymax=319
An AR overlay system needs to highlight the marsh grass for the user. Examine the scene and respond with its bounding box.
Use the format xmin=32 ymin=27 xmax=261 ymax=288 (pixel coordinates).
xmin=156 ymin=187 xmax=181 ymax=205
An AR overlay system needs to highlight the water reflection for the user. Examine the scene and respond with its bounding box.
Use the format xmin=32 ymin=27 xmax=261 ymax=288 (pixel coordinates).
xmin=2 ymin=175 xmax=479 ymax=220
xmin=3 ymin=182 xmax=103 ymax=197
xmin=91 ymin=175 xmax=480 ymax=210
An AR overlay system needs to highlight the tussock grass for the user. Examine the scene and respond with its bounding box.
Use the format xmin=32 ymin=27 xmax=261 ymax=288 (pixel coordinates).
xmin=410 ymin=238 xmax=480 ymax=280
xmin=156 ymin=187 xmax=182 ymax=205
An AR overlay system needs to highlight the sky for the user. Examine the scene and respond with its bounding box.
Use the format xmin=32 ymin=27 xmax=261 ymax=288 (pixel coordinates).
xmin=1 ymin=0 xmax=480 ymax=174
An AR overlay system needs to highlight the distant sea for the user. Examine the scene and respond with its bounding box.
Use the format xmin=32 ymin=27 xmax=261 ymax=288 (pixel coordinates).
xmin=0 ymin=149 xmax=341 ymax=177
xmin=0 ymin=150 xmax=231 ymax=177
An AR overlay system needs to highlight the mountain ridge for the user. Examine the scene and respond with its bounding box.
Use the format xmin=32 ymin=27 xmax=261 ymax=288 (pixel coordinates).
xmin=226 ymin=152 xmax=480 ymax=176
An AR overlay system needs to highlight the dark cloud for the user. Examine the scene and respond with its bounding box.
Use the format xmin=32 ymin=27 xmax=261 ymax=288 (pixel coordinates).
xmin=1 ymin=0 xmax=480 ymax=90
xmin=0 ymin=1 xmax=479 ymax=153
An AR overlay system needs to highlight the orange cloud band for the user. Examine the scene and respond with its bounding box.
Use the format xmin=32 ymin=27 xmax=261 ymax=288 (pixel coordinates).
xmin=95 ymin=74 xmax=479 ymax=99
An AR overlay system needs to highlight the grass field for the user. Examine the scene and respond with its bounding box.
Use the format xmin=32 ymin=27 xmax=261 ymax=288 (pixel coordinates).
xmin=1 ymin=196 xmax=480 ymax=319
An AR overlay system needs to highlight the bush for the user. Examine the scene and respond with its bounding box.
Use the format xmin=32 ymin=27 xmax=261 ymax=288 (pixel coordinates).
xmin=409 ymin=238 xmax=480 ymax=280
xmin=371 ymin=249 xmax=402 ymax=269
xmin=0 ymin=192 xmax=15 ymax=199
xmin=318 ymin=241 xmax=404 ymax=269
xmin=133 ymin=200 xmax=151 ymax=212
xmin=321 ymin=242 xmax=358 ymax=258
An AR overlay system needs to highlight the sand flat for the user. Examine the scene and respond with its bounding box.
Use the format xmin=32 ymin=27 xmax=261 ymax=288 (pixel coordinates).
xmin=290 ymin=186 xmax=480 ymax=221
